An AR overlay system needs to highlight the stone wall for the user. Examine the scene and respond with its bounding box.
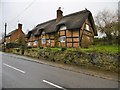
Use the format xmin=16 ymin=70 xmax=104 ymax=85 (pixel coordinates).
xmin=11 ymin=47 xmax=119 ymax=73
xmin=12 ymin=48 xmax=39 ymax=58
xmin=38 ymin=48 xmax=119 ymax=73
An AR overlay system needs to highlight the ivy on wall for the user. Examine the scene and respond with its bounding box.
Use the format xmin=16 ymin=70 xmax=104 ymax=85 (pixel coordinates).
xmin=54 ymin=33 xmax=59 ymax=47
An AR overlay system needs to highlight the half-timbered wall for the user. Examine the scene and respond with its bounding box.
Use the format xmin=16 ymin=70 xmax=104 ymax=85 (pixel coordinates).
xmin=58 ymin=25 xmax=80 ymax=48
xmin=81 ymin=18 xmax=94 ymax=48
xmin=29 ymin=18 xmax=95 ymax=48
xmin=40 ymin=33 xmax=55 ymax=47
xmin=28 ymin=34 xmax=39 ymax=47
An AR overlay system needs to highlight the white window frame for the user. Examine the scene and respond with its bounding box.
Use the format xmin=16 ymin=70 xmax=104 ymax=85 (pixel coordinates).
xmin=28 ymin=42 xmax=30 ymax=46
xmin=42 ymin=31 xmax=45 ymax=35
xmin=8 ymin=37 xmax=10 ymax=39
xmin=48 ymin=39 xmax=51 ymax=43
xmin=86 ymin=24 xmax=90 ymax=31
xmin=42 ymin=38 xmax=46 ymax=44
xmin=4 ymin=42 xmax=6 ymax=45
xmin=34 ymin=41 xmax=38 ymax=45
xmin=60 ymin=36 xmax=66 ymax=42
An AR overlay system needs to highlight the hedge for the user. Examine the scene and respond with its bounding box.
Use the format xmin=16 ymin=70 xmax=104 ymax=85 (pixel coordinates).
xmin=6 ymin=43 xmax=21 ymax=48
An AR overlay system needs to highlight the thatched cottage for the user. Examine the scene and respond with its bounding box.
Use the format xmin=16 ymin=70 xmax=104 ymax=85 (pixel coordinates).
xmin=26 ymin=8 xmax=97 ymax=48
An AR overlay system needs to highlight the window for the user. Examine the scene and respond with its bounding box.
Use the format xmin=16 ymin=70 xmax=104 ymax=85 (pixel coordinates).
xmin=34 ymin=41 xmax=38 ymax=45
xmin=8 ymin=37 xmax=10 ymax=39
xmin=60 ymin=36 xmax=66 ymax=42
xmin=42 ymin=38 xmax=46 ymax=44
xmin=28 ymin=42 xmax=30 ymax=46
xmin=85 ymin=24 xmax=90 ymax=31
xmin=42 ymin=31 xmax=45 ymax=35
xmin=60 ymin=25 xmax=67 ymax=30
xmin=48 ymin=39 xmax=51 ymax=43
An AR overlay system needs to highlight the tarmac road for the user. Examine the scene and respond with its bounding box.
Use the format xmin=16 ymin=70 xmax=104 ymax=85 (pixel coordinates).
xmin=1 ymin=52 xmax=118 ymax=89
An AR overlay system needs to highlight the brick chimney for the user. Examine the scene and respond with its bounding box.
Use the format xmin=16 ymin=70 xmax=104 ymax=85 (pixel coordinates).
xmin=18 ymin=23 xmax=22 ymax=31
xmin=56 ymin=7 xmax=63 ymax=22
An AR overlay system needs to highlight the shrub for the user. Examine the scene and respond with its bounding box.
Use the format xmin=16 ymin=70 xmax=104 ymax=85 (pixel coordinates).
xmin=6 ymin=43 xmax=21 ymax=48
xmin=16 ymin=48 xmax=20 ymax=52
xmin=39 ymin=46 xmax=43 ymax=49
xmin=61 ymin=48 xmax=66 ymax=51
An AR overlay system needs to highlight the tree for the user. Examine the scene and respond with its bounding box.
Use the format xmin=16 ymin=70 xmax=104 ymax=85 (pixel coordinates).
xmin=18 ymin=34 xmax=26 ymax=46
xmin=54 ymin=33 xmax=59 ymax=47
xmin=18 ymin=34 xmax=26 ymax=54
xmin=95 ymin=9 xmax=118 ymax=44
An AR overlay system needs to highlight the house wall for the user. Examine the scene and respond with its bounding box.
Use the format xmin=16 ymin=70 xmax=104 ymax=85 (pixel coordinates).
xmin=5 ymin=29 xmax=25 ymax=44
xmin=28 ymin=18 xmax=95 ymax=48
xmin=40 ymin=33 xmax=55 ymax=47
xmin=38 ymin=18 xmax=94 ymax=48
xmin=11 ymin=29 xmax=25 ymax=43
xmin=39 ymin=29 xmax=81 ymax=48
xmin=57 ymin=18 xmax=94 ymax=48
xmin=5 ymin=36 xmax=11 ymax=43
xmin=81 ymin=18 xmax=94 ymax=48
xmin=28 ymin=35 xmax=39 ymax=47
xmin=58 ymin=29 xmax=80 ymax=48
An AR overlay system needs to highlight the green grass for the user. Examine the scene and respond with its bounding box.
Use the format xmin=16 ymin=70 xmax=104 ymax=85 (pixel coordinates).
xmin=32 ymin=48 xmax=39 ymax=51
xmin=27 ymin=44 xmax=119 ymax=54
xmin=51 ymin=48 xmax=61 ymax=51
xmin=81 ymin=44 xmax=119 ymax=54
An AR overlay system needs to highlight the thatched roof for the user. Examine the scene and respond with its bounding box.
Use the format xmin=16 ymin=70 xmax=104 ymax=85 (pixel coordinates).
xmin=26 ymin=28 xmax=36 ymax=38
xmin=26 ymin=9 xmax=97 ymax=39
xmin=34 ymin=19 xmax=56 ymax=36
xmin=57 ymin=10 xmax=89 ymax=29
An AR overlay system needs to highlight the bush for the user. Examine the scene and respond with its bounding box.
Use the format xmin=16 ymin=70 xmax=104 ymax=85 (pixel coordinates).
xmin=6 ymin=43 xmax=21 ymax=48
xmin=39 ymin=46 xmax=43 ymax=49
xmin=16 ymin=48 xmax=20 ymax=52
xmin=61 ymin=48 xmax=66 ymax=51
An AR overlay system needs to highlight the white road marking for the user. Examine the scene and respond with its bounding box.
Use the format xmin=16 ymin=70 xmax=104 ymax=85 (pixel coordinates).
xmin=3 ymin=63 xmax=26 ymax=74
xmin=43 ymin=80 xmax=67 ymax=90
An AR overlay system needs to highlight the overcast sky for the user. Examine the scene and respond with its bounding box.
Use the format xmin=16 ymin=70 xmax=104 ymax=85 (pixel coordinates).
xmin=0 ymin=0 xmax=119 ymax=39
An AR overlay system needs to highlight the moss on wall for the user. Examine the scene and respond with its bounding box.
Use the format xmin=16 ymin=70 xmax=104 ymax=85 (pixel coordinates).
xmin=38 ymin=47 xmax=119 ymax=73
xmin=11 ymin=47 xmax=119 ymax=73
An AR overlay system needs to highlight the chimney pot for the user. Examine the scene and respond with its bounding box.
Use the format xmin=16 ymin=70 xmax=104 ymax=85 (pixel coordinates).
xmin=58 ymin=7 xmax=61 ymax=10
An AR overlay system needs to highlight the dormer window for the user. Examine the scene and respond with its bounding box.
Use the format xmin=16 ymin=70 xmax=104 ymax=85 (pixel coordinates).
xmin=85 ymin=24 xmax=90 ymax=31
xmin=59 ymin=25 xmax=67 ymax=30
xmin=42 ymin=31 xmax=45 ymax=35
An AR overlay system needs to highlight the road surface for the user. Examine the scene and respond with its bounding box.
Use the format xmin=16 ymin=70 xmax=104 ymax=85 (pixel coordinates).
xmin=1 ymin=52 xmax=118 ymax=89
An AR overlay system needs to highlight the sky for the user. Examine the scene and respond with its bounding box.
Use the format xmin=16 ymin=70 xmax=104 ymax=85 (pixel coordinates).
xmin=0 ymin=0 xmax=119 ymax=39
